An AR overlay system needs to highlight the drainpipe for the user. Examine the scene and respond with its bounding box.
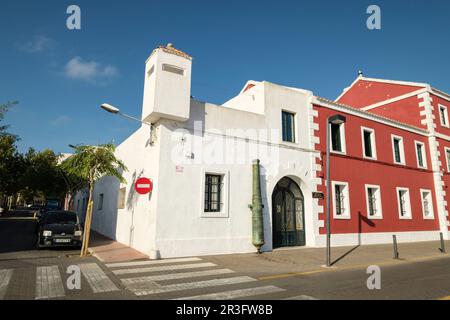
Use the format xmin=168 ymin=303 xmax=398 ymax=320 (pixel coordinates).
xmin=249 ymin=159 xmax=265 ymax=253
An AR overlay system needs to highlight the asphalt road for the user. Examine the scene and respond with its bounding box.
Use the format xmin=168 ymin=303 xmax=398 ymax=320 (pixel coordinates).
xmin=265 ymin=256 xmax=450 ymax=300
xmin=0 ymin=213 xmax=449 ymax=300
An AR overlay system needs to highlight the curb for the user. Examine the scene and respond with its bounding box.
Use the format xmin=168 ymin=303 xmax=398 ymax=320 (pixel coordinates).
xmin=88 ymin=248 xmax=104 ymax=262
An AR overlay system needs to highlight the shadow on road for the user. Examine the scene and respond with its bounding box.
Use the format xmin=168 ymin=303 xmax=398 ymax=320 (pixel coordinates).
xmin=0 ymin=217 xmax=38 ymax=253
xmin=331 ymin=212 xmax=376 ymax=266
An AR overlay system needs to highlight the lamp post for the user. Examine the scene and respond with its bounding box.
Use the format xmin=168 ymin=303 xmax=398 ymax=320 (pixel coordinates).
xmin=100 ymin=103 xmax=153 ymax=128
xmin=326 ymin=114 xmax=346 ymax=267
xmin=100 ymin=103 xmax=154 ymax=144
xmin=100 ymin=103 xmax=154 ymax=249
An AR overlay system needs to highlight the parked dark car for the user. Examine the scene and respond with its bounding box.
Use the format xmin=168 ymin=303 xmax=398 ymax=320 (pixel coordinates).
xmin=36 ymin=211 xmax=83 ymax=249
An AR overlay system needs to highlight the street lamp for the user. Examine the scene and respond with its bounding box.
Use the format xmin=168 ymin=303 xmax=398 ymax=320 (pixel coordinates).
xmin=100 ymin=103 xmax=120 ymax=114
xmin=100 ymin=103 xmax=154 ymax=144
xmin=325 ymin=114 xmax=346 ymax=267
xmin=100 ymin=103 xmax=152 ymax=127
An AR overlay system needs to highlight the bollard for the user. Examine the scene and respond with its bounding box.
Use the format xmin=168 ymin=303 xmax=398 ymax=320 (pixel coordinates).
xmin=439 ymin=232 xmax=446 ymax=254
xmin=393 ymin=235 xmax=399 ymax=259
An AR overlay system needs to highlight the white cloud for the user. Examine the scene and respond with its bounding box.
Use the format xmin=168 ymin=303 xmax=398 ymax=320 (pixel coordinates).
xmin=19 ymin=35 xmax=55 ymax=53
xmin=51 ymin=115 xmax=71 ymax=126
xmin=64 ymin=57 xmax=119 ymax=84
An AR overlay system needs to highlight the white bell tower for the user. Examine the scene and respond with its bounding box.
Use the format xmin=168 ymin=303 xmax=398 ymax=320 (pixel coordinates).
xmin=142 ymin=43 xmax=192 ymax=123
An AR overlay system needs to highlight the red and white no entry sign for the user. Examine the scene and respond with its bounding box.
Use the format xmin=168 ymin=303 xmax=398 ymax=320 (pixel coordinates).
xmin=134 ymin=177 xmax=153 ymax=195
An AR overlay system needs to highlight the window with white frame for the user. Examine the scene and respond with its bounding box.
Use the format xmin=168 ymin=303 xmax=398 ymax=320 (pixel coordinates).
xmin=439 ymin=105 xmax=449 ymax=127
xmin=362 ymin=127 xmax=377 ymax=159
xmin=396 ymin=188 xmax=412 ymax=219
xmin=392 ymin=135 xmax=405 ymax=165
xmin=445 ymin=148 xmax=450 ymax=172
xmin=415 ymin=141 xmax=427 ymax=169
xmin=201 ymin=170 xmax=229 ymax=218
xmin=365 ymin=185 xmax=382 ymax=218
xmin=98 ymin=193 xmax=104 ymax=211
xmin=331 ymin=122 xmax=346 ymax=153
xmin=332 ymin=181 xmax=350 ymax=219
xmin=420 ymin=189 xmax=434 ymax=219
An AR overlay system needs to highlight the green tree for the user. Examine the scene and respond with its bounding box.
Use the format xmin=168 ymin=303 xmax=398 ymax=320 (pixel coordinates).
xmin=0 ymin=101 xmax=18 ymax=137
xmin=60 ymin=143 xmax=127 ymax=256
xmin=20 ymin=149 xmax=68 ymax=201
xmin=0 ymin=135 xmax=25 ymax=200
xmin=0 ymin=101 xmax=23 ymax=209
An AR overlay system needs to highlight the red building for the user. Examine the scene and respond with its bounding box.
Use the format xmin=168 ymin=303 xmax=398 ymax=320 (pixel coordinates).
xmin=312 ymin=75 xmax=450 ymax=244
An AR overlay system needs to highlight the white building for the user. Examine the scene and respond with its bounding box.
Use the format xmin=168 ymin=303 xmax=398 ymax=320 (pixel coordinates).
xmin=73 ymin=43 xmax=323 ymax=259
xmin=74 ymin=44 xmax=447 ymax=259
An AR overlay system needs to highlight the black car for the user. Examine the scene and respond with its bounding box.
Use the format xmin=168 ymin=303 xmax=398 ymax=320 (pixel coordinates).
xmin=36 ymin=211 xmax=83 ymax=249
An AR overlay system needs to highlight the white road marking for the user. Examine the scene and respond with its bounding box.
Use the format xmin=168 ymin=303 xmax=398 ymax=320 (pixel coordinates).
xmin=35 ymin=266 xmax=65 ymax=300
xmin=122 ymin=268 xmax=235 ymax=289
xmin=0 ymin=269 xmax=13 ymax=299
xmin=106 ymin=257 xmax=202 ymax=268
xmin=112 ymin=262 xmax=217 ymax=275
xmin=283 ymin=295 xmax=319 ymax=300
xmin=79 ymin=263 xmax=119 ymax=293
xmin=132 ymin=276 xmax=257 ymax=296
xmin=175 ymin=285 xmax=286 ymax=300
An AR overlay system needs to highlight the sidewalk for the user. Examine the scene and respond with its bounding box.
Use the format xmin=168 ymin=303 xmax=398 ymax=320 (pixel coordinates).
xmin=88 ymin=231 xmax=148 ymax=263
xmin=87 ymin=231 xmax=449 ymax=278
xmin=205 ymin=240 xmax=450 ymax=279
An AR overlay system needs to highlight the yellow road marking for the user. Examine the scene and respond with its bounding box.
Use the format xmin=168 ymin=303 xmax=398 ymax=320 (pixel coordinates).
xmin=257 ymin=254 xmax=448 ymax=281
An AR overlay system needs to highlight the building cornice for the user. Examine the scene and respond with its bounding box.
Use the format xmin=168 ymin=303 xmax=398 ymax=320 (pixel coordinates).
xmin=313 ymin=96 xmax=429 ymax=136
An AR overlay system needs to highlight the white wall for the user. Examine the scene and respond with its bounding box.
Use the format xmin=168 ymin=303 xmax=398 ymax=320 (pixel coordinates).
xmin=150 ymin=81 xmax=321 ymax=258
xmin=142 ymin=48 xmax=192 ymax=123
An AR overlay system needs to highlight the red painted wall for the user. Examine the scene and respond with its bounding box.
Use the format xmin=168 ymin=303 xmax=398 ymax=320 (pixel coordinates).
xmin=435 ymin=137 xmax=450 ymax=229
xmin=363 ymin=95 xmax=425 ymax=129
xmin=430 ymin=93 xmax=450 ymax=136
xmin=337 ymin=79 xmax=423 ymax=108
xmin=313 ymin=104 xmax=440 ymax=235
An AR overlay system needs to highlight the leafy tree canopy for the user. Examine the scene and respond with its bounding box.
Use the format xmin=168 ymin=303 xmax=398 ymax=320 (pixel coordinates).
xmin=61 ymin=143 xmax=127 ymax=185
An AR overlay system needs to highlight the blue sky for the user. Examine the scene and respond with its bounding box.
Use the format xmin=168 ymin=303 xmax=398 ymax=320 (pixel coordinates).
xmin=1 ymin=0 xmax=450 ymax=153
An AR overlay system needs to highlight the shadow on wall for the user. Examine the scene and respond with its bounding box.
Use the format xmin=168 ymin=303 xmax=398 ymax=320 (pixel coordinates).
xmin=127 ymin=169 xmax=144 ymax=211
xmin=124 ymin=169 xmax=144 ymax=247
xmin=331 ymin=211 xmax=376 ymax=265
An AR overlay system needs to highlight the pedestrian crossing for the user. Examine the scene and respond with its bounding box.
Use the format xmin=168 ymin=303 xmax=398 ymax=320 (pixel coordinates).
xmin=78 ymin=263 xmax=119 ymax=294
xmin=0 ymin=262 xmax=120 ymax=300
xmin=0 ymin=257 xmax=313 ymax=300
xmin=0 ymin=269 xmax=13 ymax=299
xmin=35 ymin=266 xmax=65 ymax=300
xmin=108 ymin=257 xmax=289 ymax=300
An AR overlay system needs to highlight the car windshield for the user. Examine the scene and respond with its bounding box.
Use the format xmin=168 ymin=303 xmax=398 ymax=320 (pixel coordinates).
xmin=44 ymin=212 xmax=78 ymax=225
xmin=46 ymin=200 xmax=59 ymax=208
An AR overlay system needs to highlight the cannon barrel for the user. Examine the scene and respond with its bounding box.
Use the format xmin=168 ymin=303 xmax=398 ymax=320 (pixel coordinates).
xmin=250 ymin=159 xmax=265 ymax=253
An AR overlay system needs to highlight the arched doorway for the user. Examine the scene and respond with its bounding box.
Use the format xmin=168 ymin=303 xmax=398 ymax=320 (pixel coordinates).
xmin=272 ymin=177 xmax=305 ymax=248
